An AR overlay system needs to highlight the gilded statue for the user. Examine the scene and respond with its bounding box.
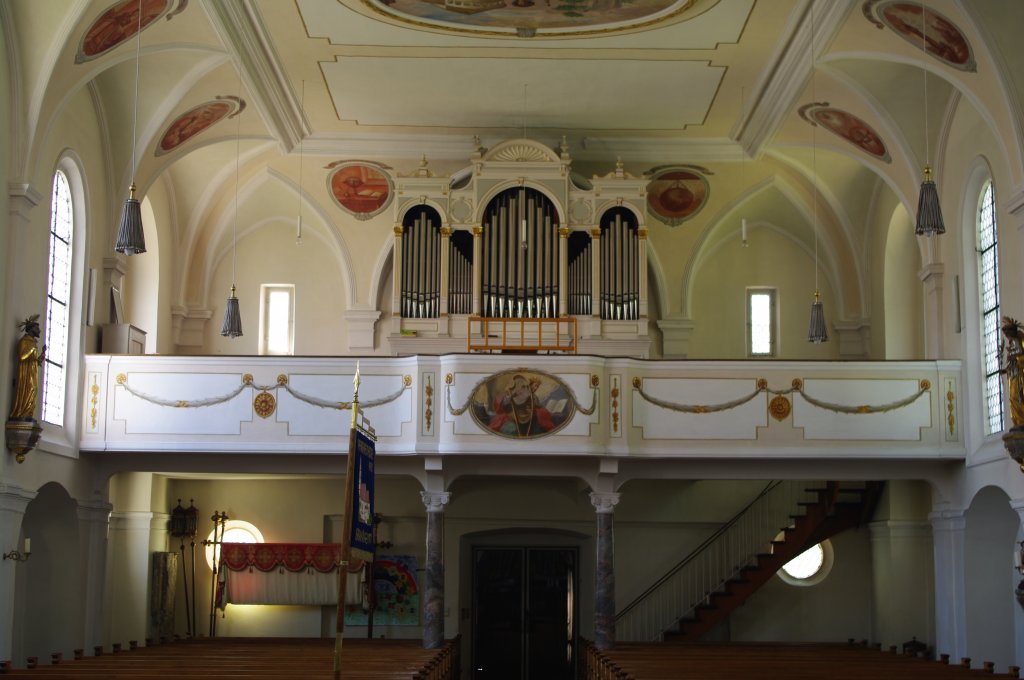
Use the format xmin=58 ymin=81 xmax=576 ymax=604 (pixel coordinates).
xmin=9 ymin=315 xmax=45 ymax=421
xmin=1001 ymin=316 xmax=1024 ymax=429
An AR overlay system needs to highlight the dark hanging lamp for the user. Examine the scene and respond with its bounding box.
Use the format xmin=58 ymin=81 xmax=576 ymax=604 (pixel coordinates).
xmin=114 ymin=0 xmax=146 ymax=255
xmin=806 ymin=1 xmax=828 ymax=344
xmin=221 ymin=81 xmax=243 ymax=338
xmin=914 ymin=9 xmax=945 ymax=236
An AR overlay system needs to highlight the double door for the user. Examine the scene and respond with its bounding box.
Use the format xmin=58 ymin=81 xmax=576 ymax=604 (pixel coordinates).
xmin=471 ymin=546 xmax=577 ymax=680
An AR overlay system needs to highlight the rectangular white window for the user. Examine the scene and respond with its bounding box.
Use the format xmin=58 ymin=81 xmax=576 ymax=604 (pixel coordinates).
xmin=747 ymin=288 xmax=776 ymax=357
xmin=259 ymin=284 xmax=294 ymax=355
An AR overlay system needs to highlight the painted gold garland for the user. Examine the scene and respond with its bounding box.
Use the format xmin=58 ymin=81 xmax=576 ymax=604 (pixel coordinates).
xmin=631 ymin=377 xmax=931 ymax=416
xmin=446 ymin=370 xmax=599 ymax=417
xmin=116 ymin=373 xmax=412 ymax=411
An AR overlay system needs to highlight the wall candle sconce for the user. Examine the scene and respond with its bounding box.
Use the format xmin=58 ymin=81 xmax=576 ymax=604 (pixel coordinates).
xmin=3 ymin=538 xmax=31 ymax=562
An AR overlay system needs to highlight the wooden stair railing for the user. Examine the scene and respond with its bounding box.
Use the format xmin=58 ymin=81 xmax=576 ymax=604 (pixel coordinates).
xmin=614 ymin=480 xmax=883 ymax=643
xmin=664 ymin=481 xmax=884 ymax=642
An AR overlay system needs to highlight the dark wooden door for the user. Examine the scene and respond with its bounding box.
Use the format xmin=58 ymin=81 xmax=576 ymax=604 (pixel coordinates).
xmin=472 ymin=546 xmax=577 ymax=680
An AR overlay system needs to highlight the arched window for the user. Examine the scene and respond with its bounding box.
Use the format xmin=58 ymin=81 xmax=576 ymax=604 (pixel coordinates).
xmin=41 ymin=170 xmax=73 ymax=425
xmin=978 ymin=181 xmax=1003 ymax=434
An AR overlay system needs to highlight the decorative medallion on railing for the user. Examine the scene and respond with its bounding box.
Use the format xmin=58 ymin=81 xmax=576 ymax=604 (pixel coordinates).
xmin=446 ymin=369 xmax=597 ymax=439
xmin=632 ymin=376 xmax=931 ymax=416
xmin=115 ymin=372 xmax=411 ymax=412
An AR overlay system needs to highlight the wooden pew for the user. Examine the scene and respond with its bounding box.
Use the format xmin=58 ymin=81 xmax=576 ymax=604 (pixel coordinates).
xmin=0 ymin=636 xmax=460 ymax=680
xmin=579 ymin=639 xmax=1020 ymax=680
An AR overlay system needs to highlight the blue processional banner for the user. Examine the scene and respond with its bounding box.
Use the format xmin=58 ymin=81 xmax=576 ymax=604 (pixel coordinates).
xmin=349 ymin=427 xmax=376 ymax=562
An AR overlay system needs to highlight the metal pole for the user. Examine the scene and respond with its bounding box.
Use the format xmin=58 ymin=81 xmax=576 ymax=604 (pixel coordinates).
xmin=334 ymin=364 xmax=361 ymax=678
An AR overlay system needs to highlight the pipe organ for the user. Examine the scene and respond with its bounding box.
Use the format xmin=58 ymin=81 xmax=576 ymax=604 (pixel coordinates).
xmin=448 ymin=231 xmax=473 ymax=315
xmin=389 ymin=138 xmax=650 ymax=355
xmin=400 ymin=207 xmax=442 ymax=319
xmin=481 ymin=187 xmax=559 ymax=319
xmin=600 ymin=208 xmax=639 ymax=321
xmin=568 ymin=232 xmax=592 ymax=316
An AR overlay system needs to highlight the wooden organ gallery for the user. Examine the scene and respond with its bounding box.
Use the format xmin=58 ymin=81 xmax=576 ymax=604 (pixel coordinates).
xmin=389 ymin=139 xmax=649 ymax=355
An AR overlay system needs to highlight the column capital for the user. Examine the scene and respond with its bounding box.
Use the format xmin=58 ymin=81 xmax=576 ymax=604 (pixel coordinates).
xmin=928 ymin=506 xmax=967 ymax=531
xmin=0 ymin=483 xmax=37 ymax=514
xmin=77 ymin=500 xmax=113 ymax=524
xmin=589 ymin=491 xmax=620 ymax=514
xmin=421 ymin=491 xmax=451 ymax=513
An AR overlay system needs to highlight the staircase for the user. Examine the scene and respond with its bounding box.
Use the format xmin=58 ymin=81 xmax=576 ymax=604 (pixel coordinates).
xmin=614 ymin=480 xmax=884 ymax=643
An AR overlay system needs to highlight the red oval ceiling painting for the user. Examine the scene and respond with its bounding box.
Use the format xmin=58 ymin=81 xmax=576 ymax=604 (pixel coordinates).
xmin=863 ymin=1 xmax=975 ymax=72
xmin=326 ymin=162 xmax=394 ymax=220
xmin=76 ymin=0 xmax=187 ymax=64
xmin=155 ymin=96 xmax=244 ymax=156
xmin=799 ymin=102 xmax=891 ymax=163
xmin=645 ymin=166 xmax=711 ymax=227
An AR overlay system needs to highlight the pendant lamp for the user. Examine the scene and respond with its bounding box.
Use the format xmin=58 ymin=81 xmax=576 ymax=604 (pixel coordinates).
xmin=914 ymin=9 xmax=945 ymax=236
xmin=221 ymin=83 xmax=243 ymax=338
xmin=114 ymin=0 xmax=146 ymax=255
xmin=806 ymin=0 xmax=828 ymax=343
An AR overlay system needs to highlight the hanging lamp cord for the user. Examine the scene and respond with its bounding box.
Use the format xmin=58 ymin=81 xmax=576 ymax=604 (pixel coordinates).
xmin=130 ymin=0 xmax=142 ymax=187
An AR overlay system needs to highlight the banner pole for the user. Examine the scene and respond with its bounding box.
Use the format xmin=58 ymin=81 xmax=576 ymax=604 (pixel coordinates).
xmin=334 ymin=363 xmax=360 ymax=679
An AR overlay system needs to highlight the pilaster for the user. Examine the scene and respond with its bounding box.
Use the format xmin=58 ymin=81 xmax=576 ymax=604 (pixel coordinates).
xmin=929 ymin=506 xmax=967 ymax=661
xmin=0 ymin=484 xmax=37 ymax=663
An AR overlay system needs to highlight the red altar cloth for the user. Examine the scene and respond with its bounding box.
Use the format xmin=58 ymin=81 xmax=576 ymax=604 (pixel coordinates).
xmin=220 ymin=543 xmax=364 ymax=573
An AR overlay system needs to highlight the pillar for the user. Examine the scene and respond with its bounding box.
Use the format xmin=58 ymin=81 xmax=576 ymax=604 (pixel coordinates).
xmin=0 ymin=483 xmax=36 ymax=663
xmin=471 ymin=226 xmax=482 ymax=316
xmin=421 ymin=490 xmax=450 ymax=649
xmin=392 ymin=225 xmax=404 ymax=332
xmin=77 ymin=500 xmax=111 ymax=654
xmin=590 ymin=491 xmax=619 ymax=650
xmin=558 ymin=227 xmax=569 ymax=317
xmin=930 ymin=506 xmax=967 ymax=662
xmin=869 ymin=519 xmax=933 ymax=649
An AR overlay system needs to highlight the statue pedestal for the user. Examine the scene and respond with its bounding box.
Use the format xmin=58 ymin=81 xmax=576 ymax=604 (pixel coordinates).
xmin=1002 ymin=428 xmax=1024 ymax=472
xmin=5 ymin=418 xmax=42 ymax=463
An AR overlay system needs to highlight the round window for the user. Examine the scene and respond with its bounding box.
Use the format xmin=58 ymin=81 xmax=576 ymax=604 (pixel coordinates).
xmin=777 ymin=540 xmax=833 ymax=586
xmin=205 ymin=520 xmax=264 ymax=570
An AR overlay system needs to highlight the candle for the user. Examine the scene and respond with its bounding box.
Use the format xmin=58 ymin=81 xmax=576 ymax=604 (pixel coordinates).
xmin=23 ymin=537 xmax=30 ymax=554
xmin=296 ymin=215 xmax=302 ymax=242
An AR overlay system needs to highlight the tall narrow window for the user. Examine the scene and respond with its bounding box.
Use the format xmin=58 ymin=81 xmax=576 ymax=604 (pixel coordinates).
xmin=259 ymin=284 xmax=294 ymax=355
xmin=747 ymin=288 xmax=777 ymax=357
xmin=42 ymin=171 xmax=73 ymax=425
xmin=978 ymin=181 xmax=1003 ymax=434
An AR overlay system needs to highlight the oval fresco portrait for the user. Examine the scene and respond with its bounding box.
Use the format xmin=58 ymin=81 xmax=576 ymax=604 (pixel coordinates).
xmin=646 ymin=167 xmax=710 ymax=226
xmin=864 ymin=1 xmax=975 ymax=71
xmin=156 ymin=96 xmax=244 ymax=156
xmin=76 ymin=0 xmax=186 ymax=64
xmin=798 ymin=102 xmax=891 ymax=163
xmin=364 ymin=0 xmax=707 ymax=39
xmin=469 ymin=369 xmax=576 ymax=439
xmin=327 ymin=162 xmax=394 ymax=220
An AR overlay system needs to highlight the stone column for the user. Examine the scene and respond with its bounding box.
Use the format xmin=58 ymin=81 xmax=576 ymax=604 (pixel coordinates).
xmin=0 ymin=483 xmax=36 ymax=663
xmin=930 ymin=506 xmax=967 ymax=662
xmin=421 ymin=490 xmax=450 ymax=649
xmin=77 ymin=500 xmax=112 ymax=654
xmin=106 ymin=511 xmax=154 ymax=647
xmin=869 ymin=519 xmax=933 ymax=649
xmin=590 ymin=491 xmax=620 ymax=651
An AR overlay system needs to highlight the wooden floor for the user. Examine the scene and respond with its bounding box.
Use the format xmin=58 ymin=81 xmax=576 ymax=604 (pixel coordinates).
xmin=0 ymin=637 xmax=459 ymax=679
xmin=580 ymin=640 xmax=1022 ymax=679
